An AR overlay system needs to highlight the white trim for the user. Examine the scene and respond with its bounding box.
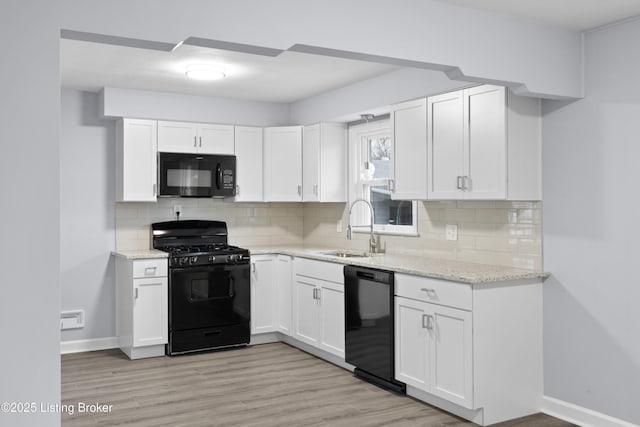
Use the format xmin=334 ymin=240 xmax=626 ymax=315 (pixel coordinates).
xmin=542 ymin=396 xmax=639 ymax=427
xmin=60 ymin=337 xmax=118 ymax=354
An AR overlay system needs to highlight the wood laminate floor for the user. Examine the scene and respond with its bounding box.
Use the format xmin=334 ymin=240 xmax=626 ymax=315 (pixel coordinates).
xmin=61 ymin=343 xmax=574 ymax=427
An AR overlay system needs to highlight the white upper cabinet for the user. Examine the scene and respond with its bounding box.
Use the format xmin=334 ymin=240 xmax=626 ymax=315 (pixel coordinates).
xmin=303 ymin=123 xmax=347 ymax=203
xmin=116 ymin=118 xmax=158 ymax=202
xmin=427 ymin=85 xmax=541 ymax=200
xmin=233 ymin=126 xmax=264 ymax=202
xmin=157 ymin=120 xmax=234 ymax=154
xmin=390 ymin=98 xmax=428 ymax=200
xmin=264 ymin=126 xmax=303 ymax=202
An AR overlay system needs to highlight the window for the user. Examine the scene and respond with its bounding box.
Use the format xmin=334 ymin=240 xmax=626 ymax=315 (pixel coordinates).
xmin=348 ymin=119 xmax=417 ymax=236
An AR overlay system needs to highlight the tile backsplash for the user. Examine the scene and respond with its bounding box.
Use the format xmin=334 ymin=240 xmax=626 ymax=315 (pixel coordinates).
xmin=115 ymin=198 xmax=304 ymax=251
xmin=303 ymin=200 xmax=542 ymax=270
xmin=116 ymin=199 xmax=542 ymax=271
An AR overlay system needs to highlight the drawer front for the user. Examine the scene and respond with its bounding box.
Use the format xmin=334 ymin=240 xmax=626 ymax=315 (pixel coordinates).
xmin=133 ymin=259 xmax=168 ymax=278
xmin=294 ymin=257 xmax=343 ymax=284
xmin=395 ymin=273 xmax=471 ymax=311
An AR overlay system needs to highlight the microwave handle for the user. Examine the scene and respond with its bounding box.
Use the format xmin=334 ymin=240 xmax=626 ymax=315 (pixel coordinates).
xmin=216 ymin=163 xmax=222 ymax=190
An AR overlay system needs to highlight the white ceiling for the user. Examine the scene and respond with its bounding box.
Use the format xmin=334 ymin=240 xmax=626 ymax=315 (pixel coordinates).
xmin=439 ymin=0 xmax=640 ymax=31
xmin=60 ymin=40 xmax=400 ymax=103
xmin=60 ymin=2 xmax=640 ymax=103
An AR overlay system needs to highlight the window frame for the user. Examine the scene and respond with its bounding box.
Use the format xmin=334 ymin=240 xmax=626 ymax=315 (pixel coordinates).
xmin=348 ymin=119 xmax=418 ymax=237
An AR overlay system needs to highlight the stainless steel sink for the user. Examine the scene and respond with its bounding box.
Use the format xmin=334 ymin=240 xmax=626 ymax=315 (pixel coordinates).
xmin=316 ymin=250 xmax=370 ymax=258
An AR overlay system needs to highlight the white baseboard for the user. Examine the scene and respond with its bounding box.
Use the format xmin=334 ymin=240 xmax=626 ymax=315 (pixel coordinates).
xmin=542 ymin=396 xmax=639 ymax=427
xmin=60 ymin=337 xmax=118 ymax=354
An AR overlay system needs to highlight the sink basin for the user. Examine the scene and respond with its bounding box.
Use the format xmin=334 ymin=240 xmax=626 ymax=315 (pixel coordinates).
xmin=316 ymin=250 xmax=370 ymax=258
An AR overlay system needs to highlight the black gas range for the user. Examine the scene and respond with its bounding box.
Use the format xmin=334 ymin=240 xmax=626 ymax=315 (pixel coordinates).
xmin=152 ymin=220 xmax=251 ymax=355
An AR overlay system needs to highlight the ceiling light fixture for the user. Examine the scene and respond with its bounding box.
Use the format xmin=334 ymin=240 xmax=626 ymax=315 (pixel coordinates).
xmin=185 ymin=64 xmax=226 ymax=81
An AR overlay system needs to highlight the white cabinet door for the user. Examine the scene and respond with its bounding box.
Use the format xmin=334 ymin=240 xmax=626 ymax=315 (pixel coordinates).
xmin=428 ymin=85 xmax=508 ymax=200
xmin=302 ymin=124 xmax=321 ymax=202
xmin=250 ymin=255 xmax=277 ymax=334
xmin=395 ymin=296 xmax=430 ymax=389
xmin=233 ymin=126 xmax=264 ymax=202
xmin=293 ymin=276 xmax=320 ymax=346
xmin=276 ymin=255 xmax=293 ymax=335
xmin=427 ymin=91 xmax=465 ymax=199
xmin=430 ymin=304 xmax=473 ymax=408
xmin=132 ymin=276 xmax=168 ymax=347
xmin=157 ymin=120 xmax=198 ymax=153
xmin=464 ymin=85 xmax=506 ymax=199
xmin=317 ymin=279 xmax=345 ymax=358
xmin=302 ymin=123 xmax=347 ymax=203
xmin=198 ymin=123 xmax=235 ymax=154
xmin=395 ymin=296 xmax=473 ymax=408
xmin=390 ymin=98 xmax=428 ymax=200
xmin=264 ymin=126 xmax=303 ymax=201
xmin=117 ymin=118 xmax=157 ymax=202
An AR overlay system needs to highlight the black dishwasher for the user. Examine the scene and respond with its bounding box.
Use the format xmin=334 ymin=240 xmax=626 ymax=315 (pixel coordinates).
xmin=344 ymin=265 xmax=406 ymax=394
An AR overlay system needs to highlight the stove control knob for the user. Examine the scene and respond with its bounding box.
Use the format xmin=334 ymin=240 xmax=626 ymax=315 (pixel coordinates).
xmin=179 ymin=257 xmax=186 ymax=266
xmin=208 ymin=255 xmax=216 ymax=263
xmin=226 ymin=255 xmax=233 ymax=263
xmin=190 ymin=256 xmax=198 ymax=265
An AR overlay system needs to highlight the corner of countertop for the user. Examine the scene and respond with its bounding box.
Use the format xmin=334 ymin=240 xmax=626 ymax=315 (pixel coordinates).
xmin=111 ymin=249 xmax=168 ymax=259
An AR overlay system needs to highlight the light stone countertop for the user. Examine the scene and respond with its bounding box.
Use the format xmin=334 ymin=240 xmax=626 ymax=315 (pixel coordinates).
xmin=111 ymin=249 xmax=168 ymax=260
xmin=249 ymin=246 xmax=549 ymax=284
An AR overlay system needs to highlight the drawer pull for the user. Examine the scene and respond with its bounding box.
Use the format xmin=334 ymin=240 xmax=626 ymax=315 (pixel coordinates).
xmin=420 ymin=287 xmax=436 ymax=297
xmin=144 ymin=267 xmax=157 ymax=276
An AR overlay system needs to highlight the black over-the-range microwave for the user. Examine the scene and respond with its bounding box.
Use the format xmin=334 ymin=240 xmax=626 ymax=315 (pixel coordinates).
xmin=158 ymin=152 xmax=236 ymax=198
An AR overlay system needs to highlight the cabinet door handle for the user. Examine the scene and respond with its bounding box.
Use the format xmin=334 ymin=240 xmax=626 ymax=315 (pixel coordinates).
xmin=251 ymin=262 xmax=256 ymax=273
xmin=457 ymin=176 xmax=463 ymax=190
xmin=312 ymin=288 xmax=316 ymax=299
xmin=389 ymin=179 xmax=395 ymax=192
xmin=422 ymin=314 xmax=434 ymax=330
xmin=313 ymin=184 xmax=318 ymax=195
xmin=134 ymin=288 xmax=139 ymax=299
xmin=152 ymin=183 xmax=157 ymax=196
xmin=199 ymin=136 xmax=202 ymax=148
xmin=194 ymin=136 xmax=197 ymax=147
xmin=297 ymin=185 xmax=302 ymax=196
xmin=236 ymin=185 xmax=240 ymax=196
xmin=144 ymin=267 xmax=157 ymax=276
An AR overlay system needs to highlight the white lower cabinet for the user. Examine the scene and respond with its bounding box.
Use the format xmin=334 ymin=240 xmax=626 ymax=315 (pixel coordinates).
xmin=395 ymin=296 xmax=473 ymax=408
xmin=293 ymin=258 xmax=345 ymax=358
xmin=250 ymin=254 xmax=293 ymax=336
xmin=394 ymin=273 xmax=542 ymax=426
xmin=116 ymin=257 xmax=168 ymax=359
xmin=250 ymin=255 xmax=278 ymax=334
xmin=275 ymin=255 xmax=293 ymax=335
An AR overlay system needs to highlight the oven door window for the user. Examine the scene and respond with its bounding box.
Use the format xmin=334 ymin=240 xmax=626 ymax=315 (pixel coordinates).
xmin=170 ymin=265 xmax=250 ymax=331
xmin=189 ymin=276 xmax=233 ymax=301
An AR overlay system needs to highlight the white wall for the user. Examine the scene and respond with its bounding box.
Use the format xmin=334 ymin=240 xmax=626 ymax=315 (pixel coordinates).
xmin=542 ymin=18 xmax=640 ymax=425
xmin=102 ymin=87 xmax=290 ymax=126
xmin=290 ymin=68 xmax=470 ymax=124
xmin=0 ymin=2 xmax=61 ymax=426
xmin=60 ymin=89 xmax=116 ymax=342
